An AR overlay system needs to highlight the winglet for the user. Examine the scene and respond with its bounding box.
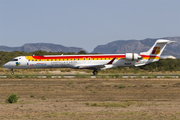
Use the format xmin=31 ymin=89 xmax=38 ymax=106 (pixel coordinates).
xmin=107 ymin=58 xmax=116 ymax=65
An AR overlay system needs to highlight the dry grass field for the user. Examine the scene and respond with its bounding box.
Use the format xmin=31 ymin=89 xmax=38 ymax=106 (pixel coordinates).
xmin=0 ymin=77 xmax=180 ymax=120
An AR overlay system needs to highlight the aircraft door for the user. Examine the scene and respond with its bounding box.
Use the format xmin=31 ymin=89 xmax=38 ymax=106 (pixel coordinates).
xmin=19 ymin=57 xmax=27 ymax=67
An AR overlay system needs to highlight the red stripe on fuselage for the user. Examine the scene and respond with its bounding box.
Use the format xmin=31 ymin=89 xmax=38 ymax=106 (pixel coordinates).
xmin=32 ymin=55 xmax=125 ymax=59
xmin=140 ymin=55 xmax=158 ymax=58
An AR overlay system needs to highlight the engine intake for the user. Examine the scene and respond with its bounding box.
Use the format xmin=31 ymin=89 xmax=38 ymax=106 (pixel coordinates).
xmin=125 ymin=53 xmax=141 ymax=61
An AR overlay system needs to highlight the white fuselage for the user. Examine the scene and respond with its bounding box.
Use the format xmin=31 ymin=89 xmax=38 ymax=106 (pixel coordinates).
xmin=3 ymin=54 xmax=158 ymax=71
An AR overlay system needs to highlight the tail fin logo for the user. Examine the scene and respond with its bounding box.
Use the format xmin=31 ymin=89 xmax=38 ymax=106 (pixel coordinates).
xmin=151 ymin=47 xmax=160 ymax=54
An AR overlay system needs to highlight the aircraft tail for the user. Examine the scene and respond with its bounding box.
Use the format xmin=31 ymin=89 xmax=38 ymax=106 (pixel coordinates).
xmin=140 ymin=39 xmax=175 ymax=57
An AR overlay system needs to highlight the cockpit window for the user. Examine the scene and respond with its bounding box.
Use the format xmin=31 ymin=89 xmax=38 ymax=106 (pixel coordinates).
xmin=11 ymin=59 xmax=18 ymax=61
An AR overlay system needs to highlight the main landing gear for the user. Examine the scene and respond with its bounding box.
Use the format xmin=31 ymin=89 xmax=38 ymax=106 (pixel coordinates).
xmin=11 ymin=69 xmax=14 ymax=75
xmin=93 ymin=70 xmax=98 ymax=75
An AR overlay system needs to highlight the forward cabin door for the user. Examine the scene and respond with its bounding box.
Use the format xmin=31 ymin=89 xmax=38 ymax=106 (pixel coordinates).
xmin=20 ymin=57 xmax=28 ymax=68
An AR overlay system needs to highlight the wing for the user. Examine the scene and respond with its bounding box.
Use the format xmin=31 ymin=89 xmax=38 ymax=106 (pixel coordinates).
xmin=78 ymin=64 xmax=105 ymax=70
xmin=77 ymin=57 xmax=116 ymax=70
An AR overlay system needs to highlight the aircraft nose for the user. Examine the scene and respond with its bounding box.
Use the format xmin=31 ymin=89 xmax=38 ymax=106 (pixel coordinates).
xmin=3 ymin=63 xmax=9 ymax=68
xmin=3 ymin=63 xmax=6 ymax=68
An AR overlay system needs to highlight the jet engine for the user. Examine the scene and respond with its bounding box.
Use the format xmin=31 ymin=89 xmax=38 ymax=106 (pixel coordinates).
xmin=125 ymin=53 xmax=142 ymax=61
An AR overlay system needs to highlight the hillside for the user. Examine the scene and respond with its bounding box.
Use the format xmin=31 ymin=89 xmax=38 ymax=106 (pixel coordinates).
xmin=0 ymin=43 xmax=84 ymax=53
xmin=0 ymin=36 xmax=179 ymax=57
xmin=92 ymin=36 xmax=180 ymax=58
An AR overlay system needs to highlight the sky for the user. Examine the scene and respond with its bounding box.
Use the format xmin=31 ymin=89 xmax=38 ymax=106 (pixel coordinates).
xmin=0 ymin=0 xmax=180 ymax=52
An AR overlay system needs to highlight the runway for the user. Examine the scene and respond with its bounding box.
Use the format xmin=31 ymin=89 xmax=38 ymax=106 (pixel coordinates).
xmin=0 ymin=74 xmax=179 ymax=79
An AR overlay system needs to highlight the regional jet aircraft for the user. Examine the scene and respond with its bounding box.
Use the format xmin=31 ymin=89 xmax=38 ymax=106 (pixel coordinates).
xmin=3 ymin=39 xmax=175 ymax=75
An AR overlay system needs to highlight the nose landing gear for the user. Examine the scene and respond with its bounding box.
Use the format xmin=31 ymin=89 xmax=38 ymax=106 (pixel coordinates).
xmin=11 ymin=69 xmax=14 ymax=75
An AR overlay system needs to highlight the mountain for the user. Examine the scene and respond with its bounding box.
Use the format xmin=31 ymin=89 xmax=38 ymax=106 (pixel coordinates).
xmin=92 ymin=36 xmax=180 ymax=58
xmin=0 ymin=43 xmax=85 ymax=53
xmin=0 ymin=36 xmax=180 ymax=57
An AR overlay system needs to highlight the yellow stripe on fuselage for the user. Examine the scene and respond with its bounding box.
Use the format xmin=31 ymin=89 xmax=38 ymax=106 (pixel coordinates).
xmin=142 ymin=56 xmax=159 ymax=60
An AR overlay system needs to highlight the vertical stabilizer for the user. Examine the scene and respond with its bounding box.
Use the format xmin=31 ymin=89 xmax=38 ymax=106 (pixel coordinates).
xmin=140 ymin=39 xmax=175 ymax=57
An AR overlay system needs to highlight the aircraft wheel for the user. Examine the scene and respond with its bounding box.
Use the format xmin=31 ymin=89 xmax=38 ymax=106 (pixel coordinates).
xmin=93 ymin=70 xmax=98 ymax=75
xmin=11 ymin=69 xmax=14 ymax=75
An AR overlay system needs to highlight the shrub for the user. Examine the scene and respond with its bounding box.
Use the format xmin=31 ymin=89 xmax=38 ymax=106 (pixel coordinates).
xmin=118 ymin=85 xmax=126 ymax=89
xmin=6 ymin=93 xmax=19 ymax=103
xmin=30 ymin=95 xmax=34 ymax=98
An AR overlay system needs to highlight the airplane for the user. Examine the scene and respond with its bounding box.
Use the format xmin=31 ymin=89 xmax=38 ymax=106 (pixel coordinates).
xmin=3 ymin=39 xmax=175 ymax=75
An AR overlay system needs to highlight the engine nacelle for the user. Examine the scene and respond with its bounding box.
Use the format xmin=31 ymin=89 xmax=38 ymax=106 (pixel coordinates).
xmin=125 ymin=53 xmax=141 ymax=61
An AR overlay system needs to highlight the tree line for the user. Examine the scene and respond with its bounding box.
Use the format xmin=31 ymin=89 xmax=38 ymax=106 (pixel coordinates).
xmin=0 ymin=50 xmax=180 ymax=72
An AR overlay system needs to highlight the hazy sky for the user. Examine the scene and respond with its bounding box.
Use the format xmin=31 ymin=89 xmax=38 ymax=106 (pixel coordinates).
xmin=0 ymin=0 xmax=180 ymax=52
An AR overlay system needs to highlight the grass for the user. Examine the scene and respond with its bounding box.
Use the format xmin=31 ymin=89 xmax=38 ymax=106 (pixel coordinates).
xmin=75 ymin=73 xmax=88 ymax=78
xmin=44 ymin=112 xmax=58 ymax=117
xmin=67 ymin=80 xmax=74 ymax=86
xmin=147 ymin=75 xmax=157 ymax=79
xmin=118 ymin=85 xmax=126 ymax=89
xmin=164 ymin=75 xmax=171 ymax=78
xmin=143 ymin=84 xmax=153 ymax=87
xmin=41 ymin=96 xmax=46 ymax=100
xmin=61 ymin=112 xmax=76 ymax=117
xmin=46 ymin=74 xmax=52 ymax=78
xmin=14 ymin=75 xmax=23 ymax=79
xmin=85 ymin=101 xmax=135 ymax=108
xmin=92 ymin=91 xmax=97 ymax=93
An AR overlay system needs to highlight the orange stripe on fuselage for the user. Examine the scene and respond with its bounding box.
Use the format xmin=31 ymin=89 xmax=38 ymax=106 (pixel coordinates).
xmin=140 ymin=55 xmax=159 ymax=59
